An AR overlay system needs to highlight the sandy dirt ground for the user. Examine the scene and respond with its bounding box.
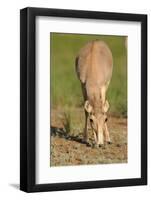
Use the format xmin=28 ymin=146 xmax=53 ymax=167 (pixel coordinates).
xmin=50 ymin=109 xmax=127 ymax=167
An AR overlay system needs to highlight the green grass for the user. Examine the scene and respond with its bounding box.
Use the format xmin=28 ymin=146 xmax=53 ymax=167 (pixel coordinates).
xmin=50 ymin=33 xmax=127 ymax=117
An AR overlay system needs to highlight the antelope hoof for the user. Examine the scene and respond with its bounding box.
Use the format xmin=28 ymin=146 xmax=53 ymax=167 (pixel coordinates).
xmin=93 ymin=143 xmax=99 ymax=148
xmin=82 ymin=137 xmax=88 ymax=144
xmin=93 ymin=143 xmax=105 ymax=148
xmin=99 ymin=144 xmax=105 ymax=149
xmin=86 ymin=142 xmax=91 ymax=147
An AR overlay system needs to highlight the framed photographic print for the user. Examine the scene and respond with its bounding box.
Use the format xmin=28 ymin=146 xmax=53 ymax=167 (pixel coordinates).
xmin=20 ymin=7 xmax=147 ymax=192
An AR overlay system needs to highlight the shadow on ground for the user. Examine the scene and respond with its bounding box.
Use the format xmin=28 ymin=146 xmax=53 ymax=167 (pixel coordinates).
xmin=51 ymin=126 xmax=87 ymax=145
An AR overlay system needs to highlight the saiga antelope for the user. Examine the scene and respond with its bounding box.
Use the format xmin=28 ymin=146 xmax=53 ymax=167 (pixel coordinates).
xmin=75 ymin=40 xmax=113 ymax=147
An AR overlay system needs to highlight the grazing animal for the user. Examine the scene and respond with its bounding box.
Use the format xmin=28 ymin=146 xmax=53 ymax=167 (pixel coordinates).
xmin=75 ymin=40 xmax=113 ymax=147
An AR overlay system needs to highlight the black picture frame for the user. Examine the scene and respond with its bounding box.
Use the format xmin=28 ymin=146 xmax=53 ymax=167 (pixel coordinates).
xmin=20 ymin=7 xmax=147 ymax=192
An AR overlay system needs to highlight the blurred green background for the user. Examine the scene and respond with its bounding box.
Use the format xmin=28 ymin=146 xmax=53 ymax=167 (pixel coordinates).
xmin=50 ymin=33 xmax=127 ymax=117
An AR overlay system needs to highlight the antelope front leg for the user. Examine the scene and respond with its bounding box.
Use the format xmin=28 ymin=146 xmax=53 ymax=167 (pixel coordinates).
xmin=93 ymin=130 xmax=97 ymax=144
xmin=103 ymin=122 xmax=111 ymax=144
xmin=83 ymin=111 xmax=88 ymax=143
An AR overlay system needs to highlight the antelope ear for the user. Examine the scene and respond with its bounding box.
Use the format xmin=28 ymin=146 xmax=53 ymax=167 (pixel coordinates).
xmin=84 ymin=100 xmax=93 ymax=113
xmin=103 ymin=100 xmax=109 ymax=113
